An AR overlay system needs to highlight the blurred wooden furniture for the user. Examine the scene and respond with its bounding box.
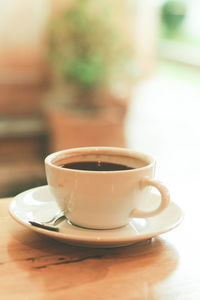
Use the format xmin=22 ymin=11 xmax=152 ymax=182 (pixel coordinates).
xmin=0 ymin=77 xmax=48 ymax=197
xmin=0 ymin=0 xmax=49 ymax=197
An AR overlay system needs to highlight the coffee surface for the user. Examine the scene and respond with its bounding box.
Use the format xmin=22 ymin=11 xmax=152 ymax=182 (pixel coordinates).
xmin=60 ymin=161 xmax=133 ymax=171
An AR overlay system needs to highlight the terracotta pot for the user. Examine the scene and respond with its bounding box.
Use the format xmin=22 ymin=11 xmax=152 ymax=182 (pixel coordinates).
xmin=46 ymin=107 xmax=127 ymax=152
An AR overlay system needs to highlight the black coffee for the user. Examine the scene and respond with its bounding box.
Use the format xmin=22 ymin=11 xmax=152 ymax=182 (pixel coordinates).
xmin=60 ymin=161 xmax=133 ymax=171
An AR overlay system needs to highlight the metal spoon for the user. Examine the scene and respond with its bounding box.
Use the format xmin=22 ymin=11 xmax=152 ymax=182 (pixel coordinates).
xmin=29 ymin=210 xmax=66 ymax=232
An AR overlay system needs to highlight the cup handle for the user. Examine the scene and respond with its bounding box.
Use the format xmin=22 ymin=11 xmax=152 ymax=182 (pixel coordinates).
xmin=130 ymin=177 xmax=170 ymax=218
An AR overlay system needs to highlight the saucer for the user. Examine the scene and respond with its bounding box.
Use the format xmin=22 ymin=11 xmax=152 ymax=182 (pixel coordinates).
xmin=9 ymin=185 xmax=183 ymax=248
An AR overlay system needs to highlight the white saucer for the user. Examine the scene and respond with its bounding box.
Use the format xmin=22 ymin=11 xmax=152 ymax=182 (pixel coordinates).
xmin=9 ymin=185 xmax=183 ymax=248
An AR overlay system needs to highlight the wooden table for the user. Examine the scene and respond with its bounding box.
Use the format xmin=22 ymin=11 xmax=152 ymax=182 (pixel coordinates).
xmin=0 ymin=194 xmax=200 ymax=300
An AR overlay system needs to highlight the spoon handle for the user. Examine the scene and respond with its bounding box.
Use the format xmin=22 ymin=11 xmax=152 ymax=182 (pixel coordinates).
xmin=29 ymin=221 xmax=59 ymax=232
xmin=29 ymin=212 xmax=66 ymax=231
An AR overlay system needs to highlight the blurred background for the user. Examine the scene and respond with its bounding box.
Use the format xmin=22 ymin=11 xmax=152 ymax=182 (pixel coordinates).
xmin=0 ymin=0 xmax=200 ymax=198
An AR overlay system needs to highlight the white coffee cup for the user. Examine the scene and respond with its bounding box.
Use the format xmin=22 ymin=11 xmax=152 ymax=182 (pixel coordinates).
xmin=45 ymin=147 xmax=170 ymax=229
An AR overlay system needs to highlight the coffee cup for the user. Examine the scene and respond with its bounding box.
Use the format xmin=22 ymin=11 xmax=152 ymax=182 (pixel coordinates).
xmin=45 ymin=147 xmax=170 ymax=229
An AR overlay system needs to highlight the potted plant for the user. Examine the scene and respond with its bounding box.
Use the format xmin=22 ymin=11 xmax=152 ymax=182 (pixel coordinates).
xmin=44 ymin=0 xmax=138 ymax=151
xmin=161 ymin=0 xmax=187 ymax=38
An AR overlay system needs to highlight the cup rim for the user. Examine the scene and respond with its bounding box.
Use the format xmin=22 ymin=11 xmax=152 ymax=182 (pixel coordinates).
xmin=45 ymin=147 xmax=155 ymax=173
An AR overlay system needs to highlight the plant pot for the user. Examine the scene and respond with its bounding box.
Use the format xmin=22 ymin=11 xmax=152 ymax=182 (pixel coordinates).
xmin=46 ymin=103 xmax=128 ymax=152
